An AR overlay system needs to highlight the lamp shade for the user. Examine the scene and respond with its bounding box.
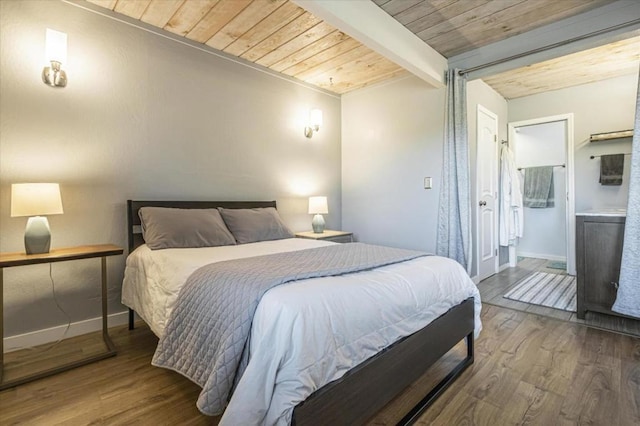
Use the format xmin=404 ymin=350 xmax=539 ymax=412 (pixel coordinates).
xmin=308 ymin=196 xmax=328 ymax=215
xmin=309 ymin=108 xmax=323 ymax=128
xmin=45 ymin=28 xmax=67 ymax=64
xmin=11 ymin=183 xmax=64 ymax=217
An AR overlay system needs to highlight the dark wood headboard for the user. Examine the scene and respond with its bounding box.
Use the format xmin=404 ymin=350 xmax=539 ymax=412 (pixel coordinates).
xmin=126 ymin=200 xmax=277 ymax=253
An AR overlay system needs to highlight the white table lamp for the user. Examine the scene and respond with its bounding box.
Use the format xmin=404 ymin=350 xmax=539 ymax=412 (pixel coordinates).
xmin=308 ymin=196 xmax=328 ymax=233
xmin=11 ymin=183 xmax=64 ymax=254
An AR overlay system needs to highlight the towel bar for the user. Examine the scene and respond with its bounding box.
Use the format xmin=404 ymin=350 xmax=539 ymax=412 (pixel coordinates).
xmin=590 ymin=153 xmax=631 ymax=159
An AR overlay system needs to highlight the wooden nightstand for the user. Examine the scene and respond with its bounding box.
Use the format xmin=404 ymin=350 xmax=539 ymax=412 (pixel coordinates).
xmin=0 ymin=244 xmax=123 ymax=390
xmin=295 ymin=230 xmax=353 ymax=243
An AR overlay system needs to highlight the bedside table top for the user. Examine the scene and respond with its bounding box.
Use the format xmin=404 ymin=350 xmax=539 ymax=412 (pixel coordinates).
xmin=0 ymin=244 xmax=124 ymax=268
xmin=295 ymin=230 xmax=353 ymax=240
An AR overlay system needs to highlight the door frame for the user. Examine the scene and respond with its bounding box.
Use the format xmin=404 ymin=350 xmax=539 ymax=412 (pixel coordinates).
xmin=476 ymin=104 xmax=500 ymax=280
xmin=507 ymin=113 xmax=576 ymax=275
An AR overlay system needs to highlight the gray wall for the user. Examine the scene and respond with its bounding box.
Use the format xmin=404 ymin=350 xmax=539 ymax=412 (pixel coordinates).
xmin=341 ymin=76 xmax=444 ymax=252
xmin=508 ymin=73 xmax=638 ymax=213
xmin=0 ymin=0 xmax=342 ymax=336
xmin=341 ymin=76 xmax=507 ymax=278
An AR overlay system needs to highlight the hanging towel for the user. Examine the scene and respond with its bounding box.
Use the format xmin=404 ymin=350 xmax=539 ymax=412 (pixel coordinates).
xmin=499 ymin=145 xmax=523 ymax=246
xmin=599 ymin=154 xmax=624 ymax=185
xmin=523 ymin=166 xmax=554 ymax=208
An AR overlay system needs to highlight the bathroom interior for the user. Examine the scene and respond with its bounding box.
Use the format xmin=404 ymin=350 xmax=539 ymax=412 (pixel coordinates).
xmin=477 ymin=69 xmax=637 ymax=335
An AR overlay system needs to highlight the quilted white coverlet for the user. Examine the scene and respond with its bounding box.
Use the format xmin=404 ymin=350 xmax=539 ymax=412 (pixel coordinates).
xmin=153 ymin=243 xmax=428 ymax=416
xmin=122 ymin=238 xmax=482 ymax=425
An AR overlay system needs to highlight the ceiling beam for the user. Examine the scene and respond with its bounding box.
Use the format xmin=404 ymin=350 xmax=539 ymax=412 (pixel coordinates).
xmin=293 ymin=0 xmax=447 ymax=88
xmin=449 ymin=0 xmax=640 ymax=80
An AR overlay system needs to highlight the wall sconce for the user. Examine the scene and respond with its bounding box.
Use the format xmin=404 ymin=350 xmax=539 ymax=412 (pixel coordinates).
xmin=304 ymin=108 xmax=323 ymax=138
xmin=11 ymin=183 xmax=64 ymax=254
xmin=42 ymin=28 xmax=67 ymax=88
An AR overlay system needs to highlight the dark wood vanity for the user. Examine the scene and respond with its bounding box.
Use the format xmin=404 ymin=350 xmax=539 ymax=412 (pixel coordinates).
xmin=576 ymin=211 xmax=626 ymax=319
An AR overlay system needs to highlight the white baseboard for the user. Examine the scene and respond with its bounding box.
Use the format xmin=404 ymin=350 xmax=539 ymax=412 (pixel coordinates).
xmin=499 ymin=263 xmax=511 ymax=272
xmin=517 ymin=251 xmax=567 ymax=262
xmin=471 ymin=275 xmax=480 ymax=284
xmin=3 ymin=311 xmax=129 ymax=353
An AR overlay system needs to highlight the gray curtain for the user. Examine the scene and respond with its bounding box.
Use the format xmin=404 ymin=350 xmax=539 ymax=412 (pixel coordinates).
xmin=436 ymin=69 xmax=471 ymax=273
xmin=612 ymin=66 xmax=640 ymax=318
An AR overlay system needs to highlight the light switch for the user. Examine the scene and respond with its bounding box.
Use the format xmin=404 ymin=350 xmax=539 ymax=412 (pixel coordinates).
xmin=424 ymin=177 xmax=432 ymax=189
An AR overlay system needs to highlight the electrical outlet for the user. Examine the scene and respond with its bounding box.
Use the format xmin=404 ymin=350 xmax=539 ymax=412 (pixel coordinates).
xmin=424 ymin=177 xmax=432 ymax=189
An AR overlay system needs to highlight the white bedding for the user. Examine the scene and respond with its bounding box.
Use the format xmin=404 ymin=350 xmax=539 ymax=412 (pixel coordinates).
xmin=122 ymin=238 xmax=482 ymax=425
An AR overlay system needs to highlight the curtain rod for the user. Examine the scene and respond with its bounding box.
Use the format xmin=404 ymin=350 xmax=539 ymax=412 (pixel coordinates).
xmin=458 ymin=18 xmax=640 ymax=76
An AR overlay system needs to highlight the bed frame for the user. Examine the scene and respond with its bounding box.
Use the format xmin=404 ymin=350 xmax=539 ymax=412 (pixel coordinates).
xmin=125 ymin=199 xmax=475 ymax=425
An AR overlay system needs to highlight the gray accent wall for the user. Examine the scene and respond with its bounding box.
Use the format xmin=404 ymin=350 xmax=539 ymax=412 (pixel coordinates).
xmin=508 ymin=73 xmax=638 ymax=213
xmin=0 ymin=0 xmax=341 ymax=336
xmin=341 ymin=76 xmax=445 ymax=253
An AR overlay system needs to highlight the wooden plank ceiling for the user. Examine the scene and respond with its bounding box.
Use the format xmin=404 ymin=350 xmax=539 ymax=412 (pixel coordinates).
xmin=87 ymin=0 xmax=628 ymax=97
xmin=482 ymin=35 xmax=640 ymax=99
xmin=85 ymin=0 xmax=407 ymax=94
xmin=374 ymin=0 xmax=615 ymax=58
xmin=374 ymin=0 xmax=639 ymax=99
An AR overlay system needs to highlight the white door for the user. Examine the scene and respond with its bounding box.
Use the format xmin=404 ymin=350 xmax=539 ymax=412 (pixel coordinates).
xmin=477 ymin=105 xmax=499 ymax=281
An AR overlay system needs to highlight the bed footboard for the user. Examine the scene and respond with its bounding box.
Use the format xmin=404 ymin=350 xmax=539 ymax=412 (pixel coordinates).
xmin=291 ymin=297 xmax=475 ymax=426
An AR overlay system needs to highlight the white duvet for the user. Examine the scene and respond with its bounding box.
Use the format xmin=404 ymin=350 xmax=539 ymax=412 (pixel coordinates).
xmin=122 ymin=238 xmax=482 ymax=425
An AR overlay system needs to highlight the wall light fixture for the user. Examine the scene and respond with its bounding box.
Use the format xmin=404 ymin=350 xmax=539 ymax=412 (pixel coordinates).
xmin=304 ymin=108 xmax=323 ymax=138
xmin=42 ymin=28 xmax=67 ymax=88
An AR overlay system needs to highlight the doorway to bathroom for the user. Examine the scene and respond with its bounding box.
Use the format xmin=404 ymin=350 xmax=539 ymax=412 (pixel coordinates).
xmin=508 ymin=114 xmax=576 ymax=276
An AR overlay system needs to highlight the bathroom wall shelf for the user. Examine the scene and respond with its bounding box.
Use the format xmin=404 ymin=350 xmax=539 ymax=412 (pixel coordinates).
xmin=589 ymin=129 xmax=633 ymax=142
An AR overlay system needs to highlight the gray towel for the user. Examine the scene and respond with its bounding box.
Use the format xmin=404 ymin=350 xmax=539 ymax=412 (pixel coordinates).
xmin=599 ymin=154 xmax=624 ymax=185
xmin=523 ymin=166 xmax=555 ymax=208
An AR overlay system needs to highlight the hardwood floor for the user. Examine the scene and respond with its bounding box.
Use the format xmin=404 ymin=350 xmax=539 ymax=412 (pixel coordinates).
xmin=0 ymin=325 xmax=211 ymax=425
xmin=1 ymin=304 xmax=639 ymax=425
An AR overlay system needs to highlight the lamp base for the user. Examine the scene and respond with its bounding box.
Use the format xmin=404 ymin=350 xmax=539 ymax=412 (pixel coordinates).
xmin=312 ymin=214 xmax=325 ymax=233
xmin=25 ymin=216 xmax=52 ymax=254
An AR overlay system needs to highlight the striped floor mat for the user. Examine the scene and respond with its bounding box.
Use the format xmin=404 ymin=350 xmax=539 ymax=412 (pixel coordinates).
xmin=503 ymin=272 xmax=576 ymax=312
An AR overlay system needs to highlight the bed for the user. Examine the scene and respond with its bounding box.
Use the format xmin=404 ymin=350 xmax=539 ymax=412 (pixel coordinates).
xmin=122 ymin=200 xmax=481 ymax=425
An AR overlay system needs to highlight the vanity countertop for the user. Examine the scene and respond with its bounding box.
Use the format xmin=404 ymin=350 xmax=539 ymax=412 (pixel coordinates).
xmin=576 ymin=209 xmax=627 ymax=217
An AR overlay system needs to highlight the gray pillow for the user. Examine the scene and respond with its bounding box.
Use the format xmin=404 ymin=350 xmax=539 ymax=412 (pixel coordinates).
xmin=139 ymin=207 xmax=236 ymax=250
xmin=218 ymin=207 xmax=294 ymax=244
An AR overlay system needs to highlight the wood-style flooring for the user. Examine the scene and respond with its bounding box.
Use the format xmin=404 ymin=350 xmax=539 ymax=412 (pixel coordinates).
xmin=1 ymin=302 xmax=639 ymax=425
xmin=479 ymin=257 xmax=640 ymax=337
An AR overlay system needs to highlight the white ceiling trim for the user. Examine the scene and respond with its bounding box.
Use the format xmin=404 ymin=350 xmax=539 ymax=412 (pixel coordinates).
xmin=293 ymin=0 xmax=447 ymax=88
